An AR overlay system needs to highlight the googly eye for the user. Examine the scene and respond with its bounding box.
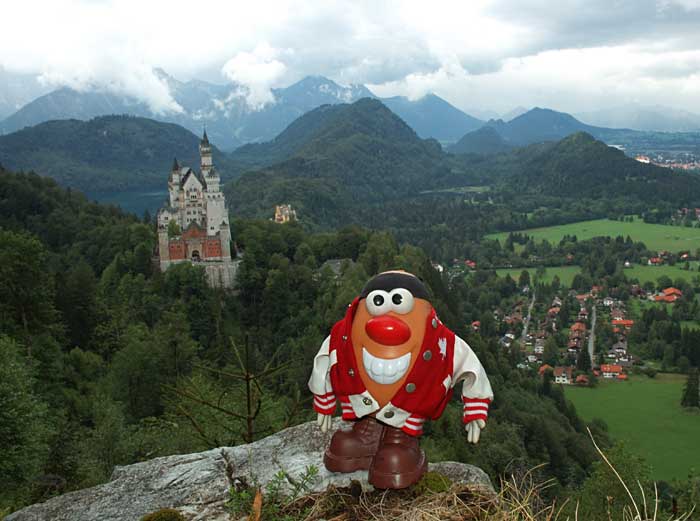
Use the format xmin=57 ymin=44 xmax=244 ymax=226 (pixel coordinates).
xmin=389 ymin=288 xmax=414 ymax=314
xmin=366 ymin=290 xmax=392 ymax=316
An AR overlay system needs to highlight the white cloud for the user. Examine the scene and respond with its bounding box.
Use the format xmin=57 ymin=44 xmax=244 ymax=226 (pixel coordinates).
xmin=221 ymin=44 xmax=288 ymax=109
xmin=1 ymin=0 xmax=700 ymax=115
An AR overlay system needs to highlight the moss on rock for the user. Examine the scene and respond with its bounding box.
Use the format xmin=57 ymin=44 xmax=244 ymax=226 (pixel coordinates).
xmin=141 ymin=508 xmax=186 ymax=521
xmin=411 ymin=471 xmax=453 ymax=496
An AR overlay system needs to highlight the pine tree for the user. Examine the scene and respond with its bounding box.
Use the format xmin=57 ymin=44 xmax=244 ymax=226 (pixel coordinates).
xmin=543 ymin=336 xmax=560 ymax=366
xmin=681 ymin=368 xmax=700 ymax=408
xmin=576 ymin=347 xmax=592 ymax=372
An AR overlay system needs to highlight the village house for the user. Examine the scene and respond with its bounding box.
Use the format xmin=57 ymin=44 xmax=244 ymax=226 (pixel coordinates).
xmin=612 ymin=318 xmax=634 ymax=331
xmin=601 ymin=364 xmax=624 ymax=379
xmin=603 ymin=297 xmax=615 ymax=307
xmin=575 ymin=374 xmax=589 ymax=385
xmin=538 ymin=364 xmax=553 ymax=376
xmin=553 ymin=366 xmax=574 ymax=385
xmin=654 ymin=287 xmax=683 ymax=303
xmin=611 ymin=308 xmax=625 ymax=320
xmin=548 ymin=306 xmax=561 ymax=318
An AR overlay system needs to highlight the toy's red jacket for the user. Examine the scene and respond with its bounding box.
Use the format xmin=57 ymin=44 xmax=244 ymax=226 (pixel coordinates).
xmin=308 ymin=298 xmax=493 ymax=436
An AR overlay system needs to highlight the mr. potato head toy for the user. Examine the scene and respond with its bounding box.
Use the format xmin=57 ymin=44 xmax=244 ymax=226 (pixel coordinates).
xmin=308 ymin=271 xmax=493 ymax=489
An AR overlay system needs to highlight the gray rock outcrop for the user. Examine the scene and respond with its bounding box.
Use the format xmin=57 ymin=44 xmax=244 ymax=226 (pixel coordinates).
xmin=7 ymin=419 xmax=493 ymax=521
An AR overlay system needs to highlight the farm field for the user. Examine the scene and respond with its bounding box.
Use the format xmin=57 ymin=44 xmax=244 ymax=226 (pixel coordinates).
xmin=623 ymin=263 xmax=700 ymax=285
xmin=566 ymin=374 xmax=700 ymax=481
xmin=487 ymin=219 xmax=700 ymax=253
xmin=495 ymin=266 xmax=581 ymax=287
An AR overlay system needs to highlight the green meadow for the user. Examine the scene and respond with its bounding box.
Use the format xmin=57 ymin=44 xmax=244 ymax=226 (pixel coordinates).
xmin=566 ymin=374 xmax=700 ymax=481
xmin=495 ymin=266 xmax=581 ymax=287
xmin=487 ymin=219 xmax=700 ymax=253
xmin=623 ymin=263 xmax=700 ymax=285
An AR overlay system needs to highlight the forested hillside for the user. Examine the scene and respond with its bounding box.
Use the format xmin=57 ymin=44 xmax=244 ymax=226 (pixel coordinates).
xmin=0 ymin=116 xmax=233 ymax=192
xmin=1 ymin=166 xmax=608 ymax=515
xmin=226 ymin=98 xmax=477 ymax=224
xmin=509 ymin=132 xmax=700 ymax=204
xmin=448 ymin=125 xmax=512 ymax=155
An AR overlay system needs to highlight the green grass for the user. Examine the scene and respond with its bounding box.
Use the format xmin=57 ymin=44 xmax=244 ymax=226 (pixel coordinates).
xmin=495 ymin=266 xmax=581 ymax=287
xmin=566 ymin=374 xmax=700 ymax=480
xmin=487 ymin=218 xmax=700 ymax=253
xmin=627 ymin=298 xmax=669 ymax=319
xmin=624 ymin=263 xmax=700 ymax=285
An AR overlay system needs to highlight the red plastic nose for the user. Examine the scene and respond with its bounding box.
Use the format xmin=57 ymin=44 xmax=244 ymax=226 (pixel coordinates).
xmin=365 ymin=316 xmax=411 ymax=345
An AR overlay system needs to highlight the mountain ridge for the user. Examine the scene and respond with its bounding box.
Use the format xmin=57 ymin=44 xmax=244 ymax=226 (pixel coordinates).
xmin=0 ymin=115 xmax=233 ymax=192
xmin=1 ymin=73 xmax=481 ymax=150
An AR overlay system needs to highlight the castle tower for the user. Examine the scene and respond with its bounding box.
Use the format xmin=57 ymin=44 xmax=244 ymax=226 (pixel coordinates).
xmin=199 ymin=130 xmax=212 ymax=178
xmin=168 ymin=157 xmax=181 ymax=207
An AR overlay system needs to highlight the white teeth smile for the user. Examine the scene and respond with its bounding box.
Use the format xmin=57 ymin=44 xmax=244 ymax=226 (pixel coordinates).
xmin=362 ymin=347 xmax=411 ymax=385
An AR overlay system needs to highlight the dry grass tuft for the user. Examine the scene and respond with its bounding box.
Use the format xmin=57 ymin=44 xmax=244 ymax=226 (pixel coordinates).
xmin=238 ymin=430 xmax=698 ymax=520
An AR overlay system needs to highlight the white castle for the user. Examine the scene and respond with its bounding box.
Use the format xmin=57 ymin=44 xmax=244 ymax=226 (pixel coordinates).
xmin=156 ymin=131 xmax=238 ymax=288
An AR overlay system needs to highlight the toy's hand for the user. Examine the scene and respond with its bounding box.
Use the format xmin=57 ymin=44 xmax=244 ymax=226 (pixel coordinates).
xmin=317 ymin=413 xmax=332 ymax=433
xmin=465 ymin=419 xmax=486 ymax=444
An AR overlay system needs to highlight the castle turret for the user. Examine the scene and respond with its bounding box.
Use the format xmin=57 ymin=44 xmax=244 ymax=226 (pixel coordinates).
xmin=199 ymin=130 xmax=212 ymax=178
xmin=169 ymin=157 xmax=181 ymax=207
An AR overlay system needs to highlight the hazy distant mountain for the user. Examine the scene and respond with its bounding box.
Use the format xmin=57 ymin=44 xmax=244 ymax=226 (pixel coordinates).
xmin=464 ymin=107 xmax=500 ymax=121
xmin=1 ymin=71 xmax=486 ymax=150
xmin=448 ymin=126 xmax=512 ymax=155
xmin=0 ymin=67 xmax=52 ymax=119
xmin=576 ymin=104 xmax=700 ymax=132
xmin=483 ymin=107 xmax=601 ymax=146
xmin=501 ymin=106 xmax=528 ymax=122
xmin=0 ymin=73 xmax=373 ymax=151
xmin=0 ymin=115 xmax=232 ymax=191
xmin=382 ymin=94 xmax=483 ymax=142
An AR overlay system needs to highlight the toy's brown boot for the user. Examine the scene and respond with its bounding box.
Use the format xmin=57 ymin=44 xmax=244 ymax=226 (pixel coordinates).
xmin=324 ymin=417 xmax=384 ymax=473
xmin=368 ymin=425 xmax=427 ymax=489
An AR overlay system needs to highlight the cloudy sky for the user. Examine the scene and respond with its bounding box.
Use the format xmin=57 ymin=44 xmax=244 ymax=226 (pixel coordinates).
xmin=2 ymin=0 xmax=700 ymax=116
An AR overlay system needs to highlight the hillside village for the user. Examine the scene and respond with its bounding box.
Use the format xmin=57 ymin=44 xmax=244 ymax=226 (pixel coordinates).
xmin=450 ymin=241 xmax=694 ymax=388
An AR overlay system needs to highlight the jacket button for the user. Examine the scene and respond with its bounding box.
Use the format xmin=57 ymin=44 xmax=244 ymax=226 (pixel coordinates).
xmin=342 ymin=335 xmax=347 ymax=341
xmin=348 ymin=369 xmax=355 ymax=376
xmin=405 ymin=383 xmax=416 ymax=393
xmin=362 ymin=397 xmax=372 ymax=406
xmin=423 ymin=351 xmax=432 ymax=361
xmin=384 ymin=411 xmax=394 ymax=418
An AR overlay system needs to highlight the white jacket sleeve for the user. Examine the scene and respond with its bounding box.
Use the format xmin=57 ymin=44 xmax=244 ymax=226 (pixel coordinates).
xmin=452 ymin=335 xmax=494 ymax=424
xmin=307 ymin=336 xmax=336 ymax=415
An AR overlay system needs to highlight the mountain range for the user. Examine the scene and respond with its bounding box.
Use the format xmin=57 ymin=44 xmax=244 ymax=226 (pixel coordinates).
xmin=2 ymin=94 xmax=699 ymax=225
xmin=0 ymin=71 xmax=480 ymax=150
xmin=223 ymin=99 xmax=700 ymax=227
